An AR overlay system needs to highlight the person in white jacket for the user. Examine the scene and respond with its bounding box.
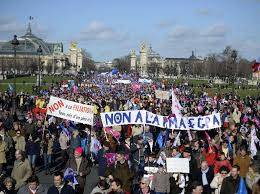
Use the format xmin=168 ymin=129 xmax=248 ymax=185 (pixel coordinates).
xmin=210 ymin=166 xmax=230 ymax=194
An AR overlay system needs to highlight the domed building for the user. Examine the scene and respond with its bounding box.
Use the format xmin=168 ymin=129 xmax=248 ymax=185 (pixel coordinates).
xmin=0 ymin=23 xmax=83 ymax=77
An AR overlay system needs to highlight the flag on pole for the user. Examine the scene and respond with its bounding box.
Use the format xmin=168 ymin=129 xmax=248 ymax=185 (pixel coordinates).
xmin=171 ymin=90 xmax=182 ymax=116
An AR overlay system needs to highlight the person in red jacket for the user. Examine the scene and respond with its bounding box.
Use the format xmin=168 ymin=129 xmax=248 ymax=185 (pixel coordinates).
xmin=214 ymin=152 xmax=232 ymax=174
xmin=203 ymin=146 xmax=217 ymax=167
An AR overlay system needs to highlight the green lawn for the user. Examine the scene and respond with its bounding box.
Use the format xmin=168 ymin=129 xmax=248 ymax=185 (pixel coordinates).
xmin=0 ymin=75 xmax=71 ymax=84
xmin=0 ymin=75 xmax=71 ymax=94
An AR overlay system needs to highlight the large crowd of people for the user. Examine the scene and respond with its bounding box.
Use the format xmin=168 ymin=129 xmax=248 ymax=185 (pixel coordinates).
xmin=0 ymin=72 xmax=259 ymax=194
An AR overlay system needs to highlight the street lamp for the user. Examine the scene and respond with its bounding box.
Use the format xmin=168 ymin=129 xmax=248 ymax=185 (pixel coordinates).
xmin=11 ymin=35 xmax=19 ymax=113
xmin=231 ymin=50 xmax=237 ymax=93
xmin=37 ymin=45 xmax=43 ymax=87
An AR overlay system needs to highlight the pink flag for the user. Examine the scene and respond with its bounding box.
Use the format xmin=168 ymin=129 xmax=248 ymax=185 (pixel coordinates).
xmin=104 ymin=127 xmax=120 ymax=140
xmin=132 ymin=83 xmax=141 ymax=92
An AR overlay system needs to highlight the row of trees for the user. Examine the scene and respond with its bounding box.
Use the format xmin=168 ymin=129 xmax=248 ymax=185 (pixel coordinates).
xmin=146 ymin=46 xmax=253 ymax=78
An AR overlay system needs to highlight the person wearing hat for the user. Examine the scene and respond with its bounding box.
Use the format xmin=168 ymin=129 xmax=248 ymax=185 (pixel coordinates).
xmin=66 ymin=147 xmax=91 ymax=194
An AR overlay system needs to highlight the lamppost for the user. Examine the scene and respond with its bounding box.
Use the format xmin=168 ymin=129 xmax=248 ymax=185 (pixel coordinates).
xmin=37 ymin=45 xmax=42 ymax=87
xmin=231 ymin=50 xmax=237 ymax=93
xmin=11 ymin=35 xmax=19 ymax=113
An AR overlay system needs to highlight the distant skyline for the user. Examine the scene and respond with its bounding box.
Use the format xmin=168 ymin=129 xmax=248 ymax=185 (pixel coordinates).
xmin=0 ymin=0 xmax=259 ymax=61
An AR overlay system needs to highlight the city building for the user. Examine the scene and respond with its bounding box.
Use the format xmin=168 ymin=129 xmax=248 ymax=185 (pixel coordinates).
xmin=0 ymin=22 xmax=83 ymax=77
xmin=130 ymin=42 xmax=204 ymax=77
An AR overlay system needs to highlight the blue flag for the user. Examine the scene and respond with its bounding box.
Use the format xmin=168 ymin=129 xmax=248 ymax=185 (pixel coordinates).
xmin=237 ymin=178 xmax=248 ymax=194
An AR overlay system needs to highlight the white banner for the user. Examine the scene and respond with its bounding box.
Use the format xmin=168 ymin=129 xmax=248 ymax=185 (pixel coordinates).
xmin=166 ymin=158 xmax=189 ymax=173
xmin=101 ymin=110 xmax=221 ymax=130
xmin=155 ymin=90 xmax=170 ymax=100
xmin=47 ymin=96 xmax=94 ymax=125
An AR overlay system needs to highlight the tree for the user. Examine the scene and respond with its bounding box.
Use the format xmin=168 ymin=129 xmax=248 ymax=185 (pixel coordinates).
xmin=81 ymin=55 xmax=96 ymax=73
xmin=163 ymin=63 xmax=177 ymax=76
xmin=112 ymin=55 xmax=131 ymax=73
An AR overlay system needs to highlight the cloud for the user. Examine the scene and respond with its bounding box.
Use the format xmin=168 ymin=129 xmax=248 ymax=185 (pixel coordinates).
xmin=168 ymin=25 xmax=197 ymax=40
xmin=0 ymin=16 xmax=49 ymax=40
xmin=201 ymin=24 xmax=229 ymax=37
xmin=0 ymin=16 xmax=24 ymax=34
xmin=79 ymin=21 xmax=129 ymax=42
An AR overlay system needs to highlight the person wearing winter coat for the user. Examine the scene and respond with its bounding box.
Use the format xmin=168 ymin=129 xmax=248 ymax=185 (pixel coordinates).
xmin=151 ymin=165 xmax=171 ymax=193
xmin=47 ymin=172 xmax=75 ymax=194
xmin=133 ymin=177 xmax=155 ymax=194
xmin=106 ymin=152 xmax=133 ymax=193
xmin=11 ymin=150 xmax=32 ymax=190
xmin=246 ymin=163 xmax=260 ymax=191
xmin=97 ymin=141 xmax=110 ymax=178
xmin=17 ymin=175 xmax=48 ymax=194
xmin=233 ymin=147 xmax=251 ymax=178
xmin=0 ymin=177 xmax=16 ymax=194
xmin=66 ymin=147 xmax=91 ymax=194
xmin=25 ymin=135 xmax=39 ymax=172
xmin=220 ymin=165 xmax=240 ymax=194
xmin=210 ymin=166 xmax=230 ymax=194
xmin=12 ymin=130 xmax=25 ymax=152
xmin=214 ymin=152 xmax=232 ymax=174
xmin=195 ymin=161 xmax=214 ymax=194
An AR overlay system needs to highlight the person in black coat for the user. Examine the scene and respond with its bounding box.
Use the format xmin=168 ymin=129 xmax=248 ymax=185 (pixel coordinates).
xmin=195 ymin=161 xmax=214 ymax=194
xmin=47 ymin=172 xmax=75 ymax=194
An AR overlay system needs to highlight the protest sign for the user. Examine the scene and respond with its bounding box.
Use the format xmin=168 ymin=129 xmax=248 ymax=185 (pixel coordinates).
xmin=166 ymin=158 xmax=190 ymax=173
xmin=155 ymin=90 xmax=170 ymax=100
xmin=100 ymin=110 xmax=221 ymax=130
xmin=47 ymin=96 xmax=94 ymax=125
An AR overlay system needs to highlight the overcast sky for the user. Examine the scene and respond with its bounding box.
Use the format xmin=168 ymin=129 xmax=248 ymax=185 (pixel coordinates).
xmin=0 ymin=0 xmax=259 ymax=61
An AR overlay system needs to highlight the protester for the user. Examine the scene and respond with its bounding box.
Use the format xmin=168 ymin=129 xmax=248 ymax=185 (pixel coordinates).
xmin=151 ymin=165 xmax=170 ymax=194
xmin=17 ymin=175 xmax=48 ymax=194
xmin=220 ymin=165 xmax=241 ymax=194
xmin=210 ymin=166 xmax=230 ymax=194
xmin=189 ymin=181 xmax=203 ymax=194
xmin=233 ymin=146 xmax=251 ymax=178
xmin=246 ymin=163 xmax=260 ymax=191
xmin=195 ymin=161 xmax=214 ymax=194
xmin=109 ymin=178 xmax=125 ymax=194
xmin=42 ymin=132 xmax=54 ymax=175
xmin=12 ymin=130 xmax=25 ymax=152
xmin=11 ymin=150 xmax=32 ymax=190
xmin=106 ymin=152 xmax=133 ymax=194
xmin=0 ymin=177 xmax=16 ymax=194
xmin=65 ymin=146 xmax=91 ymax=194
xmin=134 ymin=177 xmax=154 ymax=194
xmin=47 ymin=172 xmax=75 ymax=194
xmin=90 ymin=179 xmax=110 ymax=194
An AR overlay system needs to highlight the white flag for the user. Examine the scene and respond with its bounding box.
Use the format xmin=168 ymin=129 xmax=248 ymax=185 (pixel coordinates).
xmin=171 ymin=90 xmax=182 ymax=116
